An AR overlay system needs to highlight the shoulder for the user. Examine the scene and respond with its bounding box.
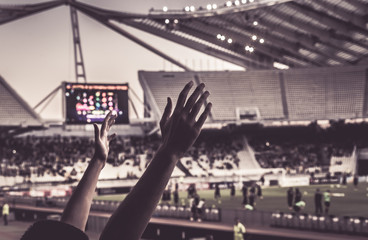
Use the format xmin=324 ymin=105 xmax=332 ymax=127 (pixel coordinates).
xmin=21 ymin=220 xmax=89 ymax=240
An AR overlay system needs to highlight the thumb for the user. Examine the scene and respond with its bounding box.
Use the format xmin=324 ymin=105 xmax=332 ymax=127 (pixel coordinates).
xmin=93 ymin=123 xmax=100 ymax=142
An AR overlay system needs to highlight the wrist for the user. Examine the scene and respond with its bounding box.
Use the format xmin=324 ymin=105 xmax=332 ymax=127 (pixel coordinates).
xmin=91 ymin=156 xmax=106 ymax=169
xmin=155 ymin=146 xmax=181 ymax=163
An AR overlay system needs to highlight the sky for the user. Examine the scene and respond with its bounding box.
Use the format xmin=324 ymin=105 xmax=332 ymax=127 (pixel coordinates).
xmin=0 ymin=0 xmax=243 ymax=121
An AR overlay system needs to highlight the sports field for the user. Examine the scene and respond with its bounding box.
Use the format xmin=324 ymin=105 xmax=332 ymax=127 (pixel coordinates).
xmin=95 ymin=182 xmax=368 ymax=217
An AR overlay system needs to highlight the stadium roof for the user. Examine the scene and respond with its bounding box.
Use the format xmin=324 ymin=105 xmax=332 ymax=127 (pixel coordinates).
xmin=0 ymin=75 xmax=43 ymax=127
xmin=1 ymin=0 xmax=367 ymax=70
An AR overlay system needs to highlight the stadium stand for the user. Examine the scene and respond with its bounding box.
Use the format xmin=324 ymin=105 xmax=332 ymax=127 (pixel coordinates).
xmin=283 ymin=65 xmax=366 ymax=120
xmin=139 ymin=65 xmax=368 ymax=124
xmin=0 ymin=75 xmax=42 ymax=126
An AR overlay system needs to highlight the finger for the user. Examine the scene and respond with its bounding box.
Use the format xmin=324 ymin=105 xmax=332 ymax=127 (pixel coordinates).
xmin=101 ymin=111 xmax=112 ymax=136
xmin=93 ymin=123 xmax=100 ymax=143
xmin=188 ymin=91 xmax=210 ymax=121
xmin=108 ymin=114 xmax=117 ymax=129
xmin=183 ymin=83 xmax=205 ymax=113
xmin=160 ymin=97 xmax=172 ymax=130
xmin=194 ymin=102 xmax=212 ymax=130
xmin=174 ymin=81 xmax=193 ymax=113
xmin=108 ymin=133 xmax=116 ymax=142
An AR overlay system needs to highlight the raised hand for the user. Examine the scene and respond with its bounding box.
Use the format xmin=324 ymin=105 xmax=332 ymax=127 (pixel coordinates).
xmin=159 ymin=81 xmax=212 ymax=158
xmin=93 ymin=111 xmax=117 ymax=163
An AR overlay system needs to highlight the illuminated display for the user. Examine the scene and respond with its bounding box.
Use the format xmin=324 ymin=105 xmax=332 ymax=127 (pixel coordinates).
xmin=64 ymin=82 xmax=129 ymax=124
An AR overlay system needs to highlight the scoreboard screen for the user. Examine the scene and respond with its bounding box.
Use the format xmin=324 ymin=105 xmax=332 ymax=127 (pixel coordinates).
xmin=64 ymin=82 xmax=129 ymax=124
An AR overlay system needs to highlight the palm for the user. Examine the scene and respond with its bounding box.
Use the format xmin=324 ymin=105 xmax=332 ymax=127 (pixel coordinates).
xmin=160 ymin=82 xmax=211 ymax=157
xmin=93 ymin=112 xmax=117 ymax=164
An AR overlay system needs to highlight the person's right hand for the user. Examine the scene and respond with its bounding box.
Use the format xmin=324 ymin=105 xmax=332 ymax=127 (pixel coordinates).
xmin=159 ymin=81 xmax=212 ymax=158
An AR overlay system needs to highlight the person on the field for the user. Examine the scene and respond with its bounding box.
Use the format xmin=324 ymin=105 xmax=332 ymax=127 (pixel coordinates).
xmin=196 ymin=198 xmax=206 ymax=222
xmin=241 ymin=183 xmax=248 ymax=206
xmin=342 ymin=172 xmax=347 ymax=185
xmin=214 ymin=183 xmax=221 ymax=204
xmin=287 ymin=187 xmax=294 ymax=210
xmin=2 ymin=201 xmax=9 ymax=226
xmin=324 ymin=189 xmax=331 ymax=214
xmin=293 ymin=200 xmax=306 ymax=213
xmin=353 ymin=174 xmax=359 ymax=190
xmin=173 ymin=189 xmax=179 ymax=205
xmin=249 ymin=183 xmax=256 ymax=207
xmin=314 ymin=188 xmax=323 ymax=215
xmin=294 ymin=188 xmax=302 ymax=203
xmin=21 ymin=81 xmax=212 ymax=240
xmin=233 ymin=218 xmax=246 ymax=240
xmin=190 ymin=193 xmax=200 ymax=221
xmin=230 ymin=183 xmax=236 ymax=199
xmin=249 ymin=190 xmax=255 ymax=207
xmin=257 ymin=184 xmax=263 ymax=199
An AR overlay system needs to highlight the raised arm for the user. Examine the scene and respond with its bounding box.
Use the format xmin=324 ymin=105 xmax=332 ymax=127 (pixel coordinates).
xmin=61 ymin=112 xmax=116 ymax=231
xmin=100 ymin=81 xmax=212 ymax=240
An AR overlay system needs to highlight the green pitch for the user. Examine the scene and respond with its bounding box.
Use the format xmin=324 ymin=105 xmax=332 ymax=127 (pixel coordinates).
xmin=95 ymin=182 xmax=368 ymax=217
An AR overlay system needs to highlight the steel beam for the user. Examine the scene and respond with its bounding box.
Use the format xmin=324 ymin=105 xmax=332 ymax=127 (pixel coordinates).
xmin=0 ymin=1 xmax=64 ymax=25
xmin=265 ymin=7 xmax=364 ymax=59
xmin=289 ymin=1 xmax=368 ymax=37
xmin=124 ymin=19 xmax=270 ymax=69
xmin=70 ymin=1 xmax=192 ymax=71
xmin=310 ymin=0 xmax=367 ymax=29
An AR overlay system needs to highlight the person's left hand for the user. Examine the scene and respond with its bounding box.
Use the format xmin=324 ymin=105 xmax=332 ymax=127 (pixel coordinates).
xmin=93 ymin=111 xmax=117 ymax=165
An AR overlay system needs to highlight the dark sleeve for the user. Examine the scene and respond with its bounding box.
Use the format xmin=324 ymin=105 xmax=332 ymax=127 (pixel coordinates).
xmin=21 ymin=220 xmax=89 ymax=240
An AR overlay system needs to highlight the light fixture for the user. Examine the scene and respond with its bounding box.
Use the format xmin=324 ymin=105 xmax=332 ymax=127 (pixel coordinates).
xmin=212 ymin=4 xmax=218 ymax=9
xmin=220 ymin=35 xmax=226 ymax=41
xmin=165 ymin=19 xmax=170 ymax=24
xmin=226 ymin=1 xmax=232 ymax=7
xmin=163 ymin=6 xmax=168 ymax=12
xmin=217 ymin=34 xmax=222 ymax=39
xmin=253 ymin=21 xmax=258 ymax=25
xmin=185 ymin=6 xmax=190 ymax=11
xmin=174 ymin=19 xmax=179 ymax=24
xmin=241 ymin=0 xmax=247 ymax=3
xmin=190 ymin=6 xmax=195 ymax=11
xmin=252 ymin=35 xmax=257 ymax=41
xmin=245 ymin=45 xmax=250 ymax=51
xmin=259 ymin=38 xmax=264 ymax=43
xmin=249 ymin=47 xmax=254 ymax=52
xmin=207 ymin=4 xmax=212 ymax=10
xmin=227 ymin=38 xmax=233 ymax=43
xmin=235 ymin=0 xmax=240 ymax=5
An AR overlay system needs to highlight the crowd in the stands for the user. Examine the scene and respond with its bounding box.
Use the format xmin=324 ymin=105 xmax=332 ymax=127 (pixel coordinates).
xmin=249 ymin=140 xmax=353 ymax=171
xmin=0 ymin=133 xmax=243 ymax=179
xmin=0 ymin=122 xmax=365 ymax=180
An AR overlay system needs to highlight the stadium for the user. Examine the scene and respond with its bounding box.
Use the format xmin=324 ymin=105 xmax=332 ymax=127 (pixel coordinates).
xmin=1 ymin=0 xmax=368 ymax=239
